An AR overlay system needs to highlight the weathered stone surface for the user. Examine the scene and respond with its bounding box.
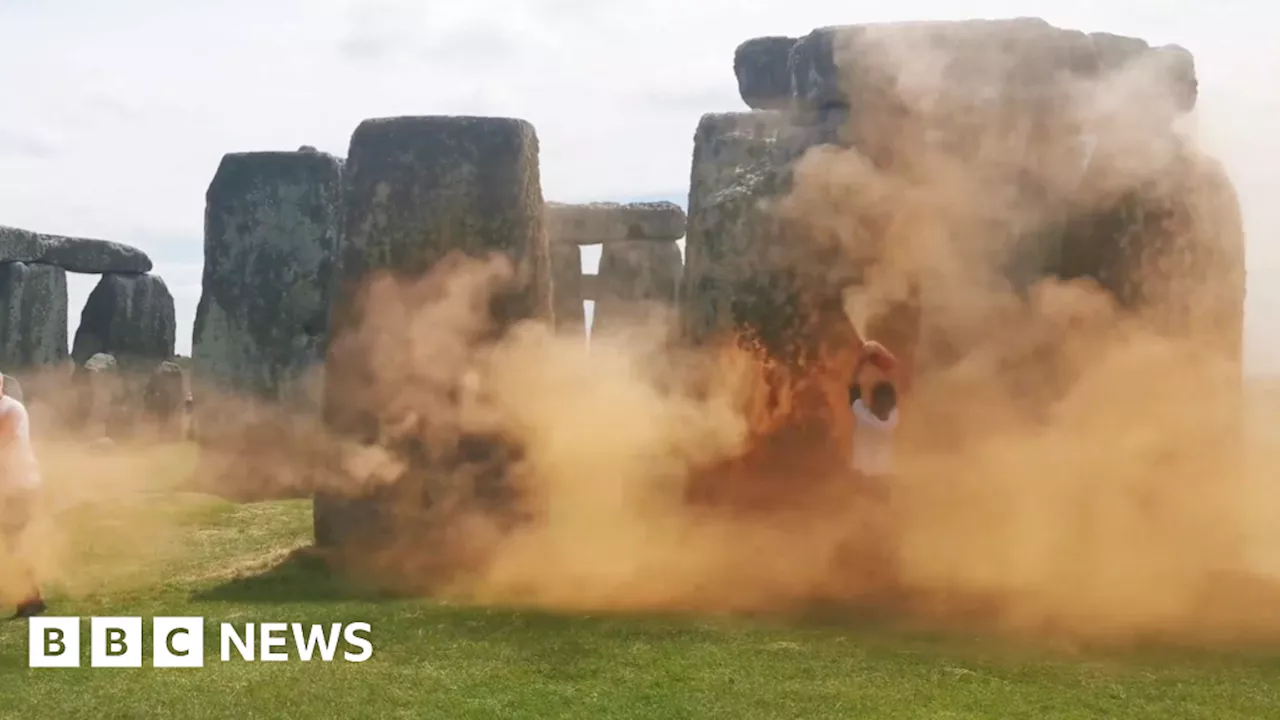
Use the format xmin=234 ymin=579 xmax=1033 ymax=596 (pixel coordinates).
xmin=687 ymin=112 xmax=790 ymax=218
xmin=680 ymin=161 xmax=860 ymax=507
xmin=331 ymin=116 xmax=549 ymax=325
xmin=682 ymin=111 xmax=796 ymax=345
xmin=1058 ymin=144 xmax=1244 ymax=356
xmin=72 ymin=273 xmax=176 ymax=369
xmin=695 ymin=111 xmax=791 ymax=146
xmin=787 ymin=19 xmax=1197 ymax=122
xmin=550 ymin=242 xmax=585 ymax=337
xmin=319 ymin=115 xmax=549 ymax=553
xmin=0 ymin=225 xmax=152 ymax=274
xmin=83 ymin=352 xmax=116 ymax=373
xmin=735 ymin=36 xmax=797 ymax=110
xmin=681 ymin=105 xmax=875 ymax=506
xmin=681 ymin=168 xmax=800 ymax=349
xmin=193 ymin=149 xmax=344 ymax=435
xmin=546 ymin=201 xmax=686 ymax=243
xmin=0 ymin=262 xmax=68 ymax=370
xmin=592 ymin=240 xmax=682 ymax=335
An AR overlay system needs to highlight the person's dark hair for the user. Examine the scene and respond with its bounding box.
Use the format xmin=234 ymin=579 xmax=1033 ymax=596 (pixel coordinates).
xmin=870 ymin=381 xmax=897 ymax=417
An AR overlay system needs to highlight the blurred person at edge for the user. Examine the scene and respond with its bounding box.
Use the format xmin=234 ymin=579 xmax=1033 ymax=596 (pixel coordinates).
xmin=0 ymin=371 xmax=46 ymax=619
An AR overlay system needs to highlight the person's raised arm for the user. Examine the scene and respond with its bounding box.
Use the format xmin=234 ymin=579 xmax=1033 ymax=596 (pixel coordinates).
xmin=854 ymin=340 xmax=897 ymax=380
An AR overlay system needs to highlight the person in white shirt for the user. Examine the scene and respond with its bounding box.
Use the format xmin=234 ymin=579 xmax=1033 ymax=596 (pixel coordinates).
xmin=0 ymin=373 xmax=46 ymax=619
xmin=848 ymin=340 xmax=899 ymax=498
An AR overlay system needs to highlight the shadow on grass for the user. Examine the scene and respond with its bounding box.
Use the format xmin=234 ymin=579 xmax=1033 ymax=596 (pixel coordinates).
xmin=190 ymin=547 xmax=400 ymax=604
xmin=188 ymin=550 xmax=974 ymax=642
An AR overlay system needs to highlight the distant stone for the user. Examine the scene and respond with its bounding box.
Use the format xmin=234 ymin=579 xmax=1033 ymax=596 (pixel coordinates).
xmin=734 ymin=36 xmax=796 ymax=110
xmin=194 ymin=149 xmax=343 ymax=428
xmin=592 ymin=240 xmax=682 ymax=335
xmin=83 ymin=352 xmax=117 ymax=373
xmin=550 ymin=243 xmax=585 ymax=337
xmin=72 ymin=273 xmax=175 ymax=369
xmin=78 ymin=352 xmax=121 ymax=438
xmin=546 ymin=201 xmax=686 ymax=244
xmin=0 ymin=225 xmax=152 ymax=274
xmin=0 ymin=262 xmax=68 ymax=370
xmin=143 ymin=360 xmax=186 ymax=439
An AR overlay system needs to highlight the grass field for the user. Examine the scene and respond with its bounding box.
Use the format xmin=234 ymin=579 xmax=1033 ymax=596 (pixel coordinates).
xmin=0 ymin=444 xmax=1278 ymax=719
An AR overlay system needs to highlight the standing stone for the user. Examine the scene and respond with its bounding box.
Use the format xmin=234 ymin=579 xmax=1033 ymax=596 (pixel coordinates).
xmin=193 ymin=149 xmax=343 ymax=442
xmin=734 ymin=36 xmax=796 ymax=110
xmin=72 ymin=273 xmax=174 ymax=439
xmin=550 ymin=242 xmax=585 ymax=337
xmin=688 ymin=113 xmax=789 ymax=207
xmin=72 ymin=273 xmax=175 ymax=369
xmin=679 ymin=109 xmax=873 ymax=507
xmin=681 ymin=111 xmax=792 ymax=345
xmin=682 ymin=163 xmax=834 ymax=357
xmin=330 ymin=116 xmax=550 ymax=324
xmin=593 ymin=240 xmax=682 ymax=335
xmin=317 ymin=115 xmax=549 ymax=555
xmin=80 ymin=352 xmax=120 ymax=439
xmin=765 ymin=21 xmax=1204 ymax=378
xmin=767 ymin=19 xmax=1204 ymax=444
xmin=143 ymin=360 xmax=186 ymax=439
xmin=0 ymin=262 xmax=68 ymax=371
xmin=682 ymin=161 xmax=859 ymax=508
xmin=546 ymin=201 xmax=687 ymax=337
xmin=772 ymin=18 xmax=1203 ymax=349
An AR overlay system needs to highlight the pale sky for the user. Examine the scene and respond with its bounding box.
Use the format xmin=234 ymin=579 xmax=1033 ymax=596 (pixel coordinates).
xmin=0 ymin=1 xmax=1276 ymax=371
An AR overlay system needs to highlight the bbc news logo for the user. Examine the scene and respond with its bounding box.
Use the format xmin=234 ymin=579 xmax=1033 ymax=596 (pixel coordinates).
xmin=28 ymin=617 xmax=373 ymax=667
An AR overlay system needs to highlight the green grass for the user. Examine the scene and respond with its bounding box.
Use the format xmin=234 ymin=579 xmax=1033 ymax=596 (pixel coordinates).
xmin=0 ymin=445 xmax=1278 ymax=719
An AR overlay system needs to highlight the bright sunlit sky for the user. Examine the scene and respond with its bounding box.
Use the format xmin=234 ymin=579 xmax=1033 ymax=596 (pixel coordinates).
xmin=0 ymin=1 xmax=1276 ymax=371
